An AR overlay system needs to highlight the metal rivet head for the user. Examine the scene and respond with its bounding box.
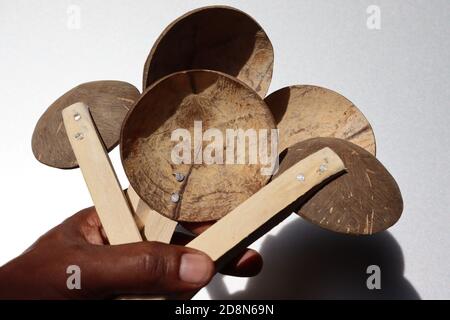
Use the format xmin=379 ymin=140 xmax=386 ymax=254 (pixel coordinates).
xmin=74 ymin=132 xmax=84 ymax=140
xmin=174 ymin=173 xmax=185 ymax=182
xmin=296 ymin=174 xmax=305 ymax=182
xmin=171 ymin=192 xmax=180 ymax=203
xmin=319 ymin=164 xmax=328 ymax=173
xmin=74 ymin=113 xmax=81 ymax=121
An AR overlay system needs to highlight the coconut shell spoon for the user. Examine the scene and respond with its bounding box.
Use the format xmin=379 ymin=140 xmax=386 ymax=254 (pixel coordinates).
xmin=156 ymin=134 xmax=402 ymax=301
xmin=175 ymin=137 xmax=401 ymax=301
xmin=32 ymin=81 xmax=139 ymax=169
xmin=31 ymin=81 xmax=174 ymax=243
xmin=143 ymin=5 xmax=274 ymax=97
xmin=274 ymin=137 xmax=403 ymax=235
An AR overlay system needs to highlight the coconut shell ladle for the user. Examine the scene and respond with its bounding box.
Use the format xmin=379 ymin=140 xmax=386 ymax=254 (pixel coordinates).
xmin=274 ymin=137 xmax=403 ymax=235
xmin=177 ymin=137 xmax=401 ymax=300
xmin=155 ymin=146 xmax=347 ymax=301
xmin=32 ymin=81 xmax=139 ymax=169
xmin=158 ymin=136 xmax=401 ymax=301
xmin=31 ymin=81 xmax=172 ymax=244
xmin=142 ymin=5 xmax=274 ymax=97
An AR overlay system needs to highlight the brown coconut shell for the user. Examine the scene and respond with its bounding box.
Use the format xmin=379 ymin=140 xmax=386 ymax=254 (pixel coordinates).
xmin=121 ymin=70 xmax=276 ymax=222
xmin=265 ymin=85 xmax=376 ymax=155
xmin=143 ymin=5 xmax=274 ymax=97
xmin=275 ymin=137 xmax=402 ymax=235
xmin=32 ymin=81 xmax=140 ymax=169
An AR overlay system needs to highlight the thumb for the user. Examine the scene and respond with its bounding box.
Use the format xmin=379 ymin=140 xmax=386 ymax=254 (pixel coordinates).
xmin=87 ymin=241 xmax=215 ymax=297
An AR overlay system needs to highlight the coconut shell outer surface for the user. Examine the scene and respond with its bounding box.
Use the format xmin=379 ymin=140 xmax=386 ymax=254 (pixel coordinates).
xmin=121 ymin=70 xmax=276 ymax=222
xmin=143 ymin=6 xmax=274 ymax=97
xmin=275 ymin=137 xmax=402 ymax=235
xmin=32 ymin=81 xmax=140 ymax=169
xmin=265 ymin=85 xmax=376 ymax=155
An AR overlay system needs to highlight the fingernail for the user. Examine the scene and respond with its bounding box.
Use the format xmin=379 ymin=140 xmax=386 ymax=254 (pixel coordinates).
xmin=179 ymin=253 xmax=212 ymax=284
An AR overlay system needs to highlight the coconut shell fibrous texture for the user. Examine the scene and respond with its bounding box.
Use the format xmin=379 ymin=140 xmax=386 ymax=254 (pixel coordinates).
xmin=143 ymin=5 xmax=274 ymax=97
xmin=121 ymin=70 xmax=276 ymax=222
xmin=32 ymin=81 xmax=140 ymax=169
xmin=265 ymin=85 xmax=376 ymax=155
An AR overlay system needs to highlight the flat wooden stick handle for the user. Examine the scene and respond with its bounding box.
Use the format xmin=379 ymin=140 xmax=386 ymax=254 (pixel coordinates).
xmin=187 ymin=147 xmax=346 ymax=262
xmin=63 ymin=102 xmax=177 ymax=300
xmin=157 ymin=148 xmax=345 ymax=300
xmin=126 ymin=186 xmax=177 ymax=243
xmin=62 ymin=102 xmax=142 ymax=245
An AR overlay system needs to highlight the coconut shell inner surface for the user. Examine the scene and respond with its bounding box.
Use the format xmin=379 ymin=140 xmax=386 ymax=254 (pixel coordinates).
xmin=275 ymin=137 xmax=402 ymax=235
xmin=143 ymin=6 xmax=274 ymax=97
xmin=32 ymin=81 xmax=140 ymax=169
xmin=265 ymin=85 xmax=376 ymax=155
xmin=121 ymin=70 xmax=275 ymax=222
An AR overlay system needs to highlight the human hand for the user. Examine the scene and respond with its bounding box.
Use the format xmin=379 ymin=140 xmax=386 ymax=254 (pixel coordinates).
xmin=0 ymin=207 xmax=262 ymax=299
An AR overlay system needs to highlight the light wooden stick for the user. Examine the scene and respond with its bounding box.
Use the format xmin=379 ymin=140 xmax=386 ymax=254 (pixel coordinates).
xmin=158 ymin=147 xmax=345 ymax=300
xmin=187 ymin=147 xmax=346 ymax=261
xmin=62 ymin=102 xmax=142 ymax=244
xmin=126 ymin=187 xmax=177 ymax=243
xmin=63 ymin=102 xmax=177 ymax=245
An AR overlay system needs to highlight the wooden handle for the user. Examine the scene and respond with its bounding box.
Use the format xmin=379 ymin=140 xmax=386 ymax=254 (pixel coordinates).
xmin=159 ymin=147 xmax=346 ymax=300
xmin=63 ymin=102 xmax=177 ymax=300
xmin=126 ymin=186 xmax=177 ymax=243
xmin=62 ymin=102 xmax=142 ymax=245
xmin=62 ymin=103 xmax=344 ymax=299
xmin=187 ymin=147 xmax=346 ymax=261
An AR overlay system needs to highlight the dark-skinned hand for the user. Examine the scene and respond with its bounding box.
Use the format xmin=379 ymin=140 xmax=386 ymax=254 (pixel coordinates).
xmin=0 ymin=207 xmax=262 ymax=299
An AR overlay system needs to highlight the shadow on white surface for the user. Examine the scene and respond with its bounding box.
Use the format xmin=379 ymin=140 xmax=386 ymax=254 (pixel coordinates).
xmin=207 ymin=218 xmax=420 ymax=299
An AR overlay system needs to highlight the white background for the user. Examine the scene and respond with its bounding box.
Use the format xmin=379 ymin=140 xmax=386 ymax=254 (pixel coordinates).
xmin=0 ymin=0 xmax=449 ymax=299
